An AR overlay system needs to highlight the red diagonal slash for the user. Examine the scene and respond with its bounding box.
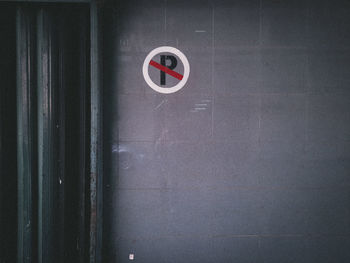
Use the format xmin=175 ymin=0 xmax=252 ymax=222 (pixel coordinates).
xmin=149 ymin=60 xmax=183 ymax=80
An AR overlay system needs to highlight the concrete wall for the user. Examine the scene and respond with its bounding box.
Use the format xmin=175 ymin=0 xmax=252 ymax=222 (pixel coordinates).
xmin=103 ymin=0 xmax=350 ymax=262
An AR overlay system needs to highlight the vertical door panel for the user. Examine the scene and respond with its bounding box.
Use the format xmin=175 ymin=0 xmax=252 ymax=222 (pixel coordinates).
xmin=13 ymin=4 xmax=91 ymax=263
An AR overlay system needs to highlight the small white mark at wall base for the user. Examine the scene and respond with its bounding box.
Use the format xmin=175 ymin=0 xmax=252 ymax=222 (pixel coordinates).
xmin=129 ymin=254 xmax=135 ymax=260
xmin=195 ymin=30 xmax=206 ymax=33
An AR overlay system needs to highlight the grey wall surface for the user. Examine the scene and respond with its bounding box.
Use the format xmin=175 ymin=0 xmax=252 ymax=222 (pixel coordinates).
xmin=103 ymin=0 xmax=350 ymax=262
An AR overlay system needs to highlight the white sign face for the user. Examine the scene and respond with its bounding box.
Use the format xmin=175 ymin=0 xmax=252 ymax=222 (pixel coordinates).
xmin=142 ymin=46 xmax=190 ymax=94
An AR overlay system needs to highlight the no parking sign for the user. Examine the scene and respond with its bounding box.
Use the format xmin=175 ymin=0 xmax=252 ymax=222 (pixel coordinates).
xmin=142 ymin=46 xmax=190 ymax=94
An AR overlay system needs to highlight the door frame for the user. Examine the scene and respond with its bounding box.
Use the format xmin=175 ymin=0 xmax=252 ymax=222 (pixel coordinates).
xmin=0 ymin=1 xmax=104 ymax=262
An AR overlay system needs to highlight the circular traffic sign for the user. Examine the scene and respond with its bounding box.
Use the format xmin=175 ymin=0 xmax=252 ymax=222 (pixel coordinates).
xmin=142 ymin=46 xmax=190 ymax=94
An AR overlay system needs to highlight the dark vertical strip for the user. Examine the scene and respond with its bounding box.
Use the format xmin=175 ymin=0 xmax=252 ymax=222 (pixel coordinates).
xmin=78 ymin=8 xmax=89 ymax=263
xmin=1 ymin=4 xmax=17 ymax=262
xmin=37 ymin=9 xmax=47 ymax=263
xmin=37 ymin=9 xmax=57 ymax=263
xmin=90 ymin=1 xmax=103 ymax=262
xmin=57 ymin=11 xmax=66 ymax=262
xmin=17 ymin=7 xmax=34 ymax=263
xmin=0 ymin=36 xmax=2 ymax=261
xmin=101 ymin=4 xmax=117 ymax=261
